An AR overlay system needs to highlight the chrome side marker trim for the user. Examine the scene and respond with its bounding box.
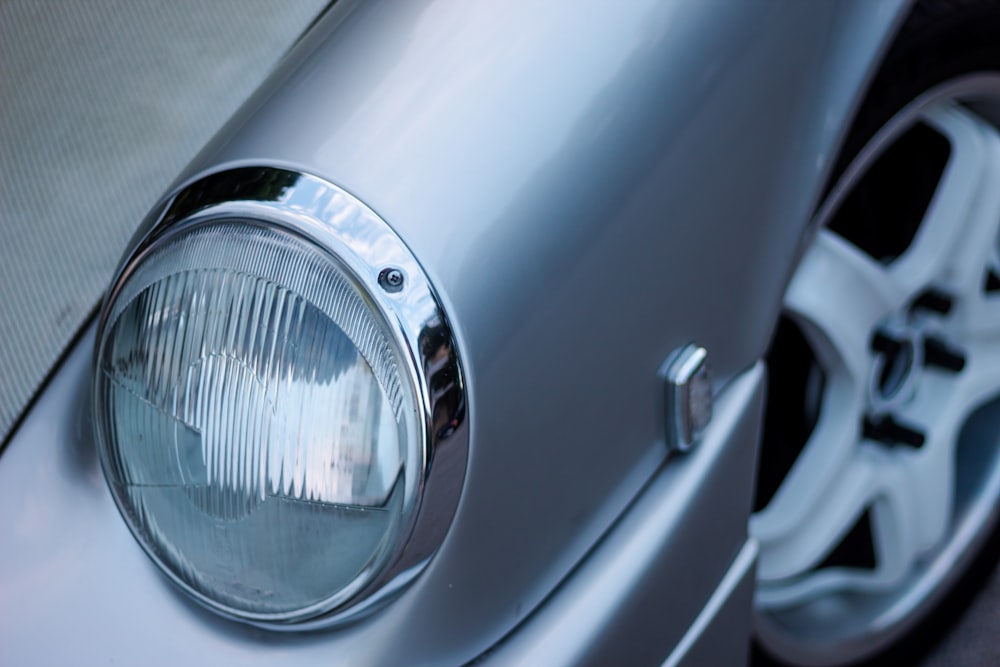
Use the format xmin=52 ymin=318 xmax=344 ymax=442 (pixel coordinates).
xmin=662 ymin=344 xmax=712 ymax=453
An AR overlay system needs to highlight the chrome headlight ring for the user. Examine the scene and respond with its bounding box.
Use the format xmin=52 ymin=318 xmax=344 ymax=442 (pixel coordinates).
xmin=93 ymin=166 xmax=468 ymax=630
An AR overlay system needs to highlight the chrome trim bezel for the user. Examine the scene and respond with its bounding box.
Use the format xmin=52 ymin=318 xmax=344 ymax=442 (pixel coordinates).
xmin=94 ymin=166 xmax=469 ymax=630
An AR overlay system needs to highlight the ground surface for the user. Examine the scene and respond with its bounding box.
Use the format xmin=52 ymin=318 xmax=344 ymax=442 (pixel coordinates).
xmin=921 ymin=565 xmax=1000 ymax=665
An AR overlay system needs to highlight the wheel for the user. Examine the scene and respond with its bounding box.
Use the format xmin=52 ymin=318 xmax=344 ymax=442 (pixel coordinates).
xmin=751 ymin=2 xmax=1000 ymax=665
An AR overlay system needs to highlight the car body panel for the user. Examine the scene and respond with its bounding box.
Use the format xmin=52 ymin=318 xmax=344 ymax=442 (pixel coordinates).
xmin=0 ymin=0 xmax=913 ymax=664
xmin=479 ymin=365 xmax=764 ymax=666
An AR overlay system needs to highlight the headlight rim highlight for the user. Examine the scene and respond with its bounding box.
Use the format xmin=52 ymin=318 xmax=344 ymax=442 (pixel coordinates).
xmin=93 ymin=166 xmax=468 ymax=630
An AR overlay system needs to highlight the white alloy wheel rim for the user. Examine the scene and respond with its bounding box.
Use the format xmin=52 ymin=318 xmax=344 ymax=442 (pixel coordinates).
xmin=753 ymin=77 xmax=1000 ymax=665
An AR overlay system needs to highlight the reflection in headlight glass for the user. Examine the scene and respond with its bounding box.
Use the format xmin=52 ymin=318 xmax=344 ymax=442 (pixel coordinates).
xmin=95 ymin=221 xmax=416 ymax=619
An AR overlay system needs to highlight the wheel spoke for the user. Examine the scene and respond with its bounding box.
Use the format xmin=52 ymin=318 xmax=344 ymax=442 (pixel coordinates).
xmin=759 ymin=229 xmax=891 ymax=577
xmin=866 ymin=331 xmax=1000 ymax=565
xmin=755 ymin=450 xmax=876 ymax=582
xmin=953 ymin=337 xmax=1000 ymax=409
xmin=891 ymin=379 xmax=961 ymax=553
xmin=755 ymin=445 xmax=920 ymax=607
xmin=890 ymin=105 xmax=1000 ymax=310
xmin=752 ymin=377 xmax=863 ymax=541
xmin=785 ymin=230 xmax=895 ymax=382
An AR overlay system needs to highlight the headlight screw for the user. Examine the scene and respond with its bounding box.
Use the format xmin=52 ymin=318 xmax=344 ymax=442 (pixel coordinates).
xmin=379 ymin=267 xmax=405 ymax=292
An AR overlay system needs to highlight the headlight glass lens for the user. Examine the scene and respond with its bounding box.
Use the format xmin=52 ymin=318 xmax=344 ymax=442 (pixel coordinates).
xmin=95 ymin=220 xmax=419 ymax=621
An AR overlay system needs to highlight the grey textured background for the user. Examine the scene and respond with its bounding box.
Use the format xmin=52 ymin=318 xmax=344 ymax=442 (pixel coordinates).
xmin=0 ymin=0 xmax=327 ymax=442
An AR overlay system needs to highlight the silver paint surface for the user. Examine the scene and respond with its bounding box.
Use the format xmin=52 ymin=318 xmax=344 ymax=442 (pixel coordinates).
xmin=484 ymin=365 xmax=764 ymax=666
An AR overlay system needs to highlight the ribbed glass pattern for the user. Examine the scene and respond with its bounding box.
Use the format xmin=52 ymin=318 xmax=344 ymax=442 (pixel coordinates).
xmin=95 ymin=221 xmax=416 ymax=618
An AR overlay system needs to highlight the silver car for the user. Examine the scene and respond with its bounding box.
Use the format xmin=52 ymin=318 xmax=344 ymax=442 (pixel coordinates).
xmin=3 ymin=0 xmax=1000 ymax=665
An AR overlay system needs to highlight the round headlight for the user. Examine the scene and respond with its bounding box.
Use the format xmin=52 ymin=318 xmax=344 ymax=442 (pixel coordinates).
xmin=93 ymin=168 xmax=467 ymax=628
